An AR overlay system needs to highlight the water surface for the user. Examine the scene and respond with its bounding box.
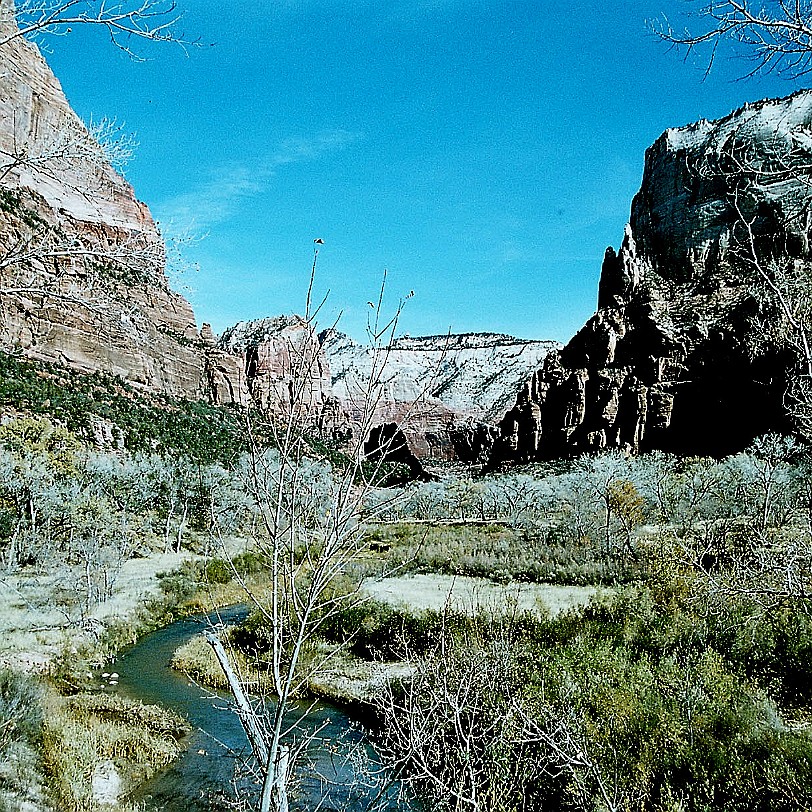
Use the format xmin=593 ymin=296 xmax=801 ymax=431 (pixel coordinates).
xmin=112 ymin=606 xmax=403 ymax=811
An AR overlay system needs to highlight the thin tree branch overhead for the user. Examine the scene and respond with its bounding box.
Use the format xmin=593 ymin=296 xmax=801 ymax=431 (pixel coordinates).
xmin=652 ymin=1 xmax=812 ymax=80
xmin=0 ymin=0 xmax=198 ymax=58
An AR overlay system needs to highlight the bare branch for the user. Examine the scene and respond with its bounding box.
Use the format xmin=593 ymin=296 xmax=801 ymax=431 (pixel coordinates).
xmin=652 ymin=0 xmax=812 ymax=80
xmin=0 ymin=0 xmax=199 ymax=59
xmin=204 ymin=258 xmax=421 ymax=810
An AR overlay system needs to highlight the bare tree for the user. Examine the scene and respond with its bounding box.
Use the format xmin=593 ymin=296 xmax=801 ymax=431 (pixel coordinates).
xmin=0 ymin=102 xmax=163 ymax=316
xmin=687 ymin=525 xmax=812 ymax=614
xmin=652 ymin=0 xmax=812 ymax=79
xmin=516 ymin=698 xmax=634 ymax=812
xmin=375 ymin=623 xmax=544 ymax=812
xmin=373 ymin=613 xmax=638 ymax=812
xmin=205 ymin=255 xmax=421 ymax=812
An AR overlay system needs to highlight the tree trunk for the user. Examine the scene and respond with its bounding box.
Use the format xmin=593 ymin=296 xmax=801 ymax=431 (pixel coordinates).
xmin=205 ymin=630 xmax=291 ymax=811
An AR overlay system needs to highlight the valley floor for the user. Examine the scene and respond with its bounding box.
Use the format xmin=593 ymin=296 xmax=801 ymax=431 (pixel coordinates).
xmin=362 ymin=573 xmax=598 ymax=617
xmin=0 ymin=551 xmax=192 ymax=673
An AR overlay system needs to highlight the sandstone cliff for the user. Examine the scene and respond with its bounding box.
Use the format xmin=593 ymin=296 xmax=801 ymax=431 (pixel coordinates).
xmin=0 ymin=5 xmax=242 ymax=400
xmin=493 ymin=92 xmax=812 ymax=464
xmin=0 ymin=4 xmax=562 ymax=463
xmin=322 ymin=329 xmax=559 ymax=461
xmin=212 ymin=319 xmax=558 ymax=462
xmin=218 ymin=316 xmax=343 ymax=435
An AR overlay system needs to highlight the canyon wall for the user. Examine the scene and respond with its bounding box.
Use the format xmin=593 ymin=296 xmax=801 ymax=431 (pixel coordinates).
xmin=13 ymin=3 xmax=807 ymax=467
xmin=321 ymin=329 xmax=559 ymax=461
xmin=0 ymin=9 xmax=553 ymax=464
xmin=492 ymin=92 xmax=812 ymax=464
xmin=0 ymin=6 xmax=245 ymax=400
xmin=215 ymin=320 xmax=559 ymax=462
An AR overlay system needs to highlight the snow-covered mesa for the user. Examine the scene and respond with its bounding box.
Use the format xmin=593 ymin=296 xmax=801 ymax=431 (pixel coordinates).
xmin=321 ymin=329 xmax=560 ymax=425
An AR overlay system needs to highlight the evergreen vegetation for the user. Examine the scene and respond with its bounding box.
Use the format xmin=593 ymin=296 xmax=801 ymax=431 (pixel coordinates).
xmin=0 ymin=349 xmax=245 ymax=463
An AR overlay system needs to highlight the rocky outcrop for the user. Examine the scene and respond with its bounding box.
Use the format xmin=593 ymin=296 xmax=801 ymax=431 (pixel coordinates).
xmin=211 ymin=322 xmax=558 ymax=462
xmin=218 ymin=316 xmax=343 ymax=436
xmin=0 ymin=4 xmax=561 ymax=461
xmin=493 ymin=92 xmax=812 ymax=464
xmin=0 ymin=7 xmax=565 ymax=458
xmin=320 ymin=329 xmax=559 ymax=462
xmin=0 ymin=6 xmax=242 ymax=400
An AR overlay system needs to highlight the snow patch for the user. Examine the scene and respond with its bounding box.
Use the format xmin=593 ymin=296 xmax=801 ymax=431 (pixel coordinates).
xmin=91 ymin=761 xmax=121 ymax=807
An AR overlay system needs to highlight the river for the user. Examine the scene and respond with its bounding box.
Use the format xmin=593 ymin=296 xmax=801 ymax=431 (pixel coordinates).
xmin=110 ymin=605 xmax=406 ymax=811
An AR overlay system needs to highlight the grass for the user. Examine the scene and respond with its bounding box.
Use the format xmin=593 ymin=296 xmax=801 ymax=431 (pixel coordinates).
xmin=364 ymin=521 xmax=638 ymax=585
xmin=0 ymin=666 xmax=189 ymax=812
xmin=0 ymin=669 xmax=46 ymax=812
xmin=42 ymin=691 xmax=190 ymax=812
xmin=170 ymin=634 xmax=238 ymax=691
xmin=362 ymin=573 xmax=598 ymax=619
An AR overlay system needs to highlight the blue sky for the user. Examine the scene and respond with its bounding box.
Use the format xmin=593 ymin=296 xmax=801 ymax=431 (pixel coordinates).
xmin=44 ymin=0 xmax=791 ymax=343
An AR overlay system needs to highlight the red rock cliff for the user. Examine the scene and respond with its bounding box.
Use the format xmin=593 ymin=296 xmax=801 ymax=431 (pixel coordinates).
xmin=0 ymin=2 xmax=241 ymax=399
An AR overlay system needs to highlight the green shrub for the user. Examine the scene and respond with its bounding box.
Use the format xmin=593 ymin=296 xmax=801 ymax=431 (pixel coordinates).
xmin=231 ymin=550 xmax=266 ymax=575
xmin=230 ymin=609 xmax=275 ymax=654
xmin=377 ymin=586 xmax=812 ymax=812
xmin=0 ymin=350 xmax=246 ymax=463
xmin=204 ymin=557 xmax=232 ymax=585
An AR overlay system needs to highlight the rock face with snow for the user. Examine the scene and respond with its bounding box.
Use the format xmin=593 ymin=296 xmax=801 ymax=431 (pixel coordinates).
xmin=492 ymin=92 xmax=812 ymax=464
xmin=212 ymin=321 xmax=559 ymax=461
xmin=320 ymin=329 xmax=559 ymax=461
xmin=0 ymin=5 xmax=246 ymax=400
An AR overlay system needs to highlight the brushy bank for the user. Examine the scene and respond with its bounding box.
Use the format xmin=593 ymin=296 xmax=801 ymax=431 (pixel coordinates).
xmin=360 ymin=578 xmax=812 ymax=810
xmin=42 ymin=692 xmax=190 ymax=812
xmin=0 ymin=667 xmax=189 ymax=812
xmin=0 ymin=552 xmax=260 ymax=812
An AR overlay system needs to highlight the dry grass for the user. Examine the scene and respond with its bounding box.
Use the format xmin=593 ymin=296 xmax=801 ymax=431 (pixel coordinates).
xmin=170 ymin=634 xmax=234 ymax=691
xmin=41 ymin=690 xmax=189 ymax=812
xmin=170 ymin=632 xmax=273 ymax=695
xmin=0 ymin=669 xmax=48 ymax=812
xmin=0 ymin=552 xmax=194 ymax=673
xmin=362 ymin=574 xmax=599 ymax=618
xmin=306 ymin=641 xmax=414 ymax=706
xmin=364 ymin=521 xmax=626 ymax=585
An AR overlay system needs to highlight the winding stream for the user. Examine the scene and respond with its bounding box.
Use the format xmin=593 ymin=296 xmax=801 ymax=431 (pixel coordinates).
xmin=110 ymin=606 xmax=405 ymax=811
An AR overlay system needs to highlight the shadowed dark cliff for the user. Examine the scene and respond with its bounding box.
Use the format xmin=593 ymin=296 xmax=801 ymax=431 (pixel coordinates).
xmin=491 ymin=92 xmax=812 ymax=464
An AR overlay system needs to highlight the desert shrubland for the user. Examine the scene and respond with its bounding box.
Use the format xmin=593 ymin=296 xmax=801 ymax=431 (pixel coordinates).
xmin=3 ymin=397 xmax=812 ymax=812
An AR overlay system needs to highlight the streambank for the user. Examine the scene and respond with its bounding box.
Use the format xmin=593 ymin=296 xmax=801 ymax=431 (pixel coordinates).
xmin=111 ymin=605 xmax=409 ymax=812
xmin=0 ymin=549 xmax=257 ymax=812
xmin=171 ymin=630 xmax=414 ymax=712
xmin=0 ymin=550 xmax=195 ymax=673
xmin=171 ymin=574 xmax=602 ymax=709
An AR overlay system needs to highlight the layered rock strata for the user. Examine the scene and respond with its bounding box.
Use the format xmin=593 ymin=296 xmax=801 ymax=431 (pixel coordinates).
xmin=213 ymin=321 xmax=559 ymax=462
xmin=0 ymin=5 xmax=244 ymax=400
xmin=218 ymin=316 xmax=344 ymax=437
xmin=0 ymin=4 xmax=558 ymax=459
xmin=493 ymin=92 xmax=812 ymax=463
xmin=319 ymin=329 xmax=558 ymax=462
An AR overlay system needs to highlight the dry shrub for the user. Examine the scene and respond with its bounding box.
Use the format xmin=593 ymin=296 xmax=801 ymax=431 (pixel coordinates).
xmin=42 ymin=690 xmax=189 ymax=812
